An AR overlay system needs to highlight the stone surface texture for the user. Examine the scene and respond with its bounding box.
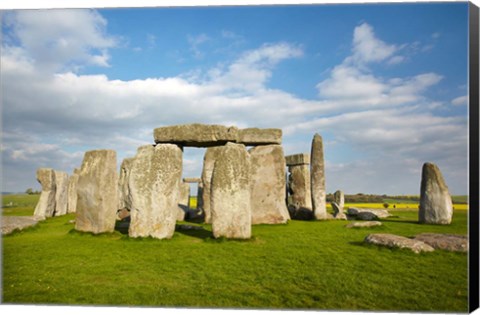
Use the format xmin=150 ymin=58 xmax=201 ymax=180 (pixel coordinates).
xmin=333 ymin=190 xmax=345 ymax=210
xmin=118 ymin=157 xmax=135 ymax=211
xmin=67 ymin=172 xmax=79 ymax=213
xmin=311 ymin=133 xmax=327 ymax=220
xmin=33 ymin=168 xmax=56 ymax=220
xmin=287 ymin=164 xmax=312 ymax=219
xmin=199 ymin=146 xmax=223 ymax=224
xmin=346 ymin=221 xmax=382 ymax=228
xmin=347 ymin=208 xmax=391 ymax=219
xmin=355 ymin=212 xmax=378 ymax=221
xmin=128 ymin=144 xmax=182 ymax=239
xmin=54 ymin=171 xmax=69 ymax=216
xmin=237 ymin=128 xmax=282 ymax=145
xmin=154 ymin=123 xmax=238 ymax=147
xmin=183 ymin=177 xmax=201 ymax=183
xmin=177 ymin=182 xmax=190 ymax=221
xmin=419 ymin=162 xmax=453 ymax=225
xmin=249 ymin=145 xmax=290 ymax=224
xmin=364 ymin=233 xmax=435 ymax=254
xmin=1 ymin=216 xmax=39 ymax=235
xmin=285 ymin=153 xmax=310 ymax=166
xmin=413 ymin=233 xmax=468 ymax=252
xmin=75 ymin=150 xmax=118 ymax=234
xmin=331 ymin=202 xmax=347 ymax=220
xmin=211 ymin=142 xmax=251 ymax=239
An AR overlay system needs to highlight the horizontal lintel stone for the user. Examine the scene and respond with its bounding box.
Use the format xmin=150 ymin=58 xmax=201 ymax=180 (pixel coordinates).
xmin=285 ymin=153 xmax=310 ymax=166
xmin=183 ymin=177 xmax=201 ymax=183
xmin=237 ymin=128 xmax=282 ymax=145
xmin=154 ymin=124 xmax=239 ymax=147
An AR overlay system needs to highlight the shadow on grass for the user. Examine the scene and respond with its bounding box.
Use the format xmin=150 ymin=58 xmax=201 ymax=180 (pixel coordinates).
xmin=175 ymin=224 xmax=213 ymax=240
xmin=380 ymin=219 xmax=421 ymax=225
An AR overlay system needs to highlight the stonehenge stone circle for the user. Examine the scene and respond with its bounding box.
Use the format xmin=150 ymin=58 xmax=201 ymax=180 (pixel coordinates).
xmin=177 ymin=181 xmax=190 ymax=221
xmin=286 ymin=153 xmax=312 ymax=219
xmin=333 ymin=190 xmax=344 ymax=210
xmin=67 ymin=169 xmax=79 ymax=213
xmin=53 ymin=171 xmax=69 ymax=216
xmin=75 ymin=150 xmax=118 ymax=234
xmin=33 ymin=168 xmax=57 ymax=220
xmin=211 ymin=142 xmax=252 ymax=239
xmin=128 ymin=144 xmax=182 ymax=239
xmin=200 ymin=146 xmax=223 ymax=224
xmin=418 ymin=162 xmax=453 ymax=225
xmin=118 ymin=157 xmax=135 ymax=211
xmin=311 ymin=133 xmax=327 ymax=220
xmin=249 ymin=145 xmax=290 ymax=224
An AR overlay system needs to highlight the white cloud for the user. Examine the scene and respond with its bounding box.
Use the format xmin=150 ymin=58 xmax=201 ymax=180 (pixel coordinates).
xmin=351 ymin=23 xmax=400 ymax=64
xmin=451 ymin=95 xmax=468 ymax=106
xmin=187 ymin=33 xmax=210 ymax=58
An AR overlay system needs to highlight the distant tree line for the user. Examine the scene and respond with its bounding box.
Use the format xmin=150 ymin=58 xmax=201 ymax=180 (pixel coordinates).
xmin=25 ymin=188 xmax=41 ymax=195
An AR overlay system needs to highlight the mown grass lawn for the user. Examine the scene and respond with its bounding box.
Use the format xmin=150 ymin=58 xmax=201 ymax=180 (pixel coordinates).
xmin=2 ymin=194 xmax=469 ymax=312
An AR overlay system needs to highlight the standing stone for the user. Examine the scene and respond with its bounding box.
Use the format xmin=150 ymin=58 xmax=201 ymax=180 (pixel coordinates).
xmin=33 ymin=168 xmax=56 ymax=220
xmin=76 ymin=150 xmax=118 ymax=234
xmin=67 ymin=169 xmax=80 ymax=213
xmin=419 ymin=162 xmax=453 ymax=225
xmin=118 ymin=157 xmax=135 ymax=211
xmin=211 ymin=142 xmax=251 ymax=239
xmin=331 ymin=202 xmax=347 ymax=220
xmin=311 ymin=133 xmax=327 ymax=220
xmin=128 ymin=144 xmax=182 ymax=239
xmin=199 ymin=146 xmax=223 ymax=223
xmin=177 ymin=182 xmax=190 ymax=221
xmin=249 ymin=145 xmax=290 ymax=224
xmin=333 ymin=190 xmax=344 ymax=210
xmin=53 ymin=171 xmax=69 ymax=216
xmin=286 ymin=153 xmax=312 ymax=219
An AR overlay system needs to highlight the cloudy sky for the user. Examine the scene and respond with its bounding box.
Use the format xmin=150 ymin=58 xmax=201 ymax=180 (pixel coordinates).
xmin=1 ymin=1 xmax=470 ymax=195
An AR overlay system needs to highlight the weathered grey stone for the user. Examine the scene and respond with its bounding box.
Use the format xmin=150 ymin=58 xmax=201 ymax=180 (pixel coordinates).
xmin=346 ymin=221 xmax=382 ymax=228
xmin=1 ymin=216 xmax=39 ymax=235
xmin=183 ymin=177 xmax=201 ymax=183
xmin=75 ymin=150 xmax=118 ymax=234
xmin=53 ymin=171 xmax=69 ymax=216
xmin=154 ymin=123 xmax=238 ymax=147
xmin=177 ymin=182 xmax=190 ymax=221
xmin=33 ymin=168 xmax=56 ymax=220
xmin=331 ymin=202 xmax=347 ymax=220
xmin=128 ymin=144 xmax=182 ymax=239
xmin=287 ymin=164 xmax=312 ymax=218
xmin=347 ymin=207 xmax=391 ymax=219
xmin=211 ymin=142 xmax=251 ymax=239
xmin=419 ymin=162 xmax=453 ymax=225
xmin=413 ymin=233 xmax=468 ymax=252
xmin=237 ymin=128 xmax=282 ymax=145
xmin=118 ymin=157 xmax=135 ymax=211
xmin=364 ymin=233 xmax=434 ymax=254
xmin=356 ymin=212 xmax=378 ymax=221
xmin=285 ymin=153 xmax=310 ymax=166
xmin=311 ymin=133 xmax=327 ymax=220
xmin=333 ymin=190 xmax=344 ymax=210
xmin=199 ymin=146 xmax=223 ymax=224
xmin=67 ymin=173 xmax=79 ymax=213
xmin=249 ymin=145 xmax=290 ymax=224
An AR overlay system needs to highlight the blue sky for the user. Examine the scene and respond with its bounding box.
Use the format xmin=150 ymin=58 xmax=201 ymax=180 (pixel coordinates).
xmin=1 ymin=1 xmax=471 ymax=195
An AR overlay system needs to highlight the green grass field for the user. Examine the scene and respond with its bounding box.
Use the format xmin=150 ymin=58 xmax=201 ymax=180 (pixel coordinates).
xmin=1 ymin=194 xmax=469 ymax=311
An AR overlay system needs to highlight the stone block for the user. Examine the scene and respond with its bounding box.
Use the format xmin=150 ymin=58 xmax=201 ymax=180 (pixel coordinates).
xmin=33 ymin=168 xmax=56 ymax=220
xmin=154 ymin=123 xmax=238 ymax=147
xmin=285 ymin=153 xmax=310 ymax=166
xmin=237 ymin=128 xmax=282 ymax=145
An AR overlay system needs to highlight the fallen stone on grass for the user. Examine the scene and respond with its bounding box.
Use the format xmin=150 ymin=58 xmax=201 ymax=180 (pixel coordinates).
xmin=347 ymin=208 xmax=391 ymax=219
xmin=346 ymin=221 xmax=382 ymax=228
xmin=355 ymin=212 xmax=378 ymax=221
xmin=413 ymin=233 xmax=468 ymax=252
xmin=364 ymin=233 xmax=434 ymax=254
xmin=1 ymin=216 xmax=39 ymax=235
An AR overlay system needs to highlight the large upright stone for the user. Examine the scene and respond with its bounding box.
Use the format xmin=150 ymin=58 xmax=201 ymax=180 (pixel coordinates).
xmin=53 ymin=171 xmax=69 ymax=216
xmin=334 ymin=190 xmax=344 ymax=210
xmin=33 ymin=168 xmax=56 ymax=220
xmin=199 ymin=146 xmax=223 ymax=223
xmin=118 ymin=157 xmax=135 ymax=211
xmin=286 ymin=153 xmax=312 ymax=219
xmin=311 ymin=133 xmax=327 ymax=220
xmin=154 ymin=124 xmax=238 ymax=147
xmin=177 ymin=181 xmax=190 ymax=221
xmin=237 ymin=128 xmax=282 ymax=145
xmin=249 ymin=145 xmax=290 ymax=224
xmin=211 ymin=142 xmax=251 ymax=239
xmin=128 ymin=144 xmax=182 ymax=239
xmin=67 ymin=168 xmax=80 ymax=213
xmin=419 ymin=162 xmax=453 ymax=225
xmin=76 ymin=150 xmax=118 ymax=234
